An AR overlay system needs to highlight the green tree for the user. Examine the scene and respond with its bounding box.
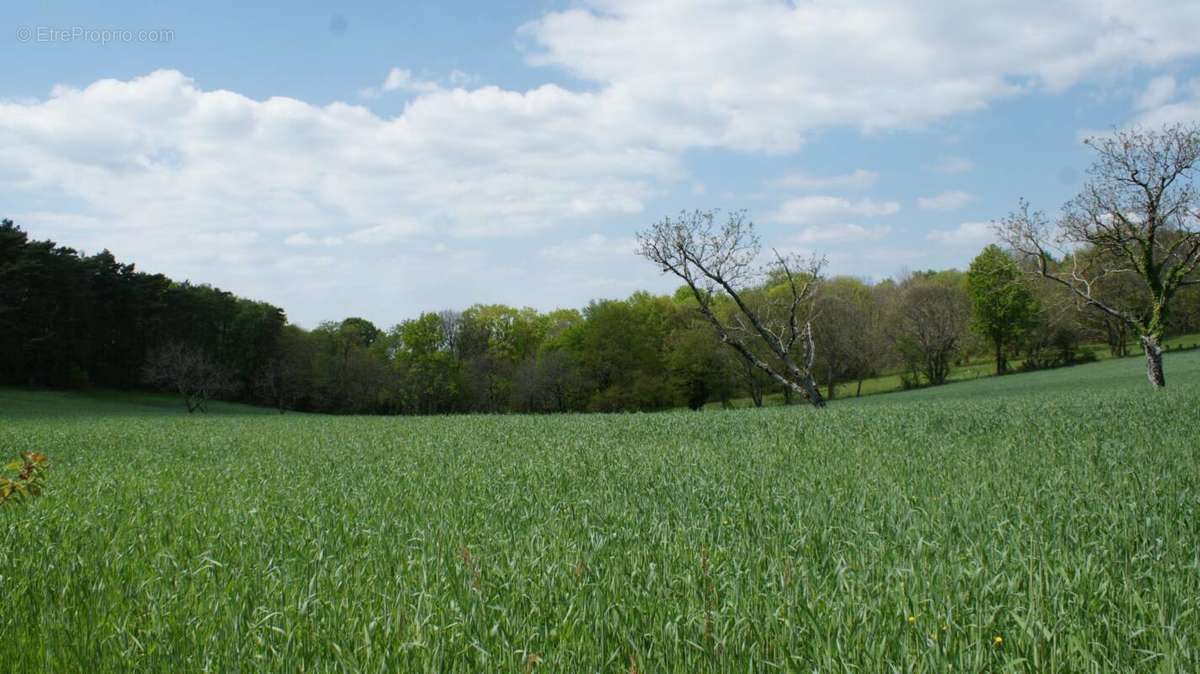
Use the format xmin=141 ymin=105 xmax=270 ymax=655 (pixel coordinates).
xmin=966 ymin=245 xmax=1039 ymax=374
xmin=571 ymin=293 xmax=677 ymax=411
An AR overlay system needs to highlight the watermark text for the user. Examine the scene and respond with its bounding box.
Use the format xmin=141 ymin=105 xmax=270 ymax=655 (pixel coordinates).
xmin=16 ymin=25 xmax=174 ymax=45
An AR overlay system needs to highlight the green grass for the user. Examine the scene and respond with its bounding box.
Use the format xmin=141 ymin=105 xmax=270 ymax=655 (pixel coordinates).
xmin=1 ymin=353 xmax=1198 ymax=672
xmin=714 ymin=332 xmax=1200 ymax=408
xmin=0 ymin=387 xmax=282 ymax=419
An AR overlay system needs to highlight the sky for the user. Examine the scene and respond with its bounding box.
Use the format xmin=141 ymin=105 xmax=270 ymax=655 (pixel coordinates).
xmin=3 ymin=1 xmax=1200 ymax=328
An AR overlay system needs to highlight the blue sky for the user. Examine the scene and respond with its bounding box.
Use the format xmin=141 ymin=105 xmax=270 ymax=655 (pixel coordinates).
xmin=3 ymin=1 xmax=1199 ymax=327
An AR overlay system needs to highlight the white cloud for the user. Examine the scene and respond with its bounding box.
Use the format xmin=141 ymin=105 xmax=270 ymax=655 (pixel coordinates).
xmin=0 ymin=70 xmax=681 ymax=322
xmin=927 ymin=221 xmax=995 ymax=246
xmin=770 ymin=196 xmax=900 ymax=225
xmin=1136 ymin=75 xmax=1178 ymax=111
xmin=525 ymin=0 xmax=1200 ymax=149
xmin=448 ymin=70 xmax=478 ymax=87
xmin=0 ymin=69 xmax=675 ymax=245
xmin=538 ymin=233 xmax=637 ymax=264
xmin=1132 ymin=77 xmax=1200 ymax=128
xmin=917 ymin=190 xmax=974 ymax=211
xmin=773 ymin=169 xmax=879 ymax=191
xmin=930 ymin=156 xmax=975 ymax=175
xmin=793 ymin=223 xmax=892 ymax=244
xmin=359 ymin=68 xmax=443 ymax=98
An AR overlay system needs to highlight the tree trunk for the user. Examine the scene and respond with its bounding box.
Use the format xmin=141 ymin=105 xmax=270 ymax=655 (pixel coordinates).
xmin=826 ymin=371 xmax=835 ymax=401
xmin=995 ymin=341 xmax=1007 ymax=375
xmin=855 ymin=378 xmax=863 ymax=397
xmin=793 ymin=372 xmax=827 ymax=408
xmin=1141 ymin=334 xmax=1166 ymax=388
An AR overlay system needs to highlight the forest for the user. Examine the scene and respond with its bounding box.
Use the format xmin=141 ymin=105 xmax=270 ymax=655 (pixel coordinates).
xmin=3 ymin=215 xmax=1198 ymax=416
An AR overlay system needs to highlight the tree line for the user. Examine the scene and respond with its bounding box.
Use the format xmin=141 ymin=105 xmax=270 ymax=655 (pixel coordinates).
xmin=3 ymin=217 xmax=1197 ymax=415
xmin=0 ymin=221 xmax=284 ymax=395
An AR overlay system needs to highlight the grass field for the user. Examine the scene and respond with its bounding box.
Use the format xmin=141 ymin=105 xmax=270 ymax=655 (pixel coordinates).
xmin=712 ymin=332 xmax=1200 ymax=407
xmin=1 ymin=352 xmax=1198 ymax=672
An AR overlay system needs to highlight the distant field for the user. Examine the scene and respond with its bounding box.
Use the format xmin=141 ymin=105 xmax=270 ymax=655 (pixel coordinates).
xmin=1 ymin=352 xmax=1198 ymax=672
xmin=713 ymin=332 xmax=1200 ymax=408
xmin=0 ymin=387 xmax=283 ymax=418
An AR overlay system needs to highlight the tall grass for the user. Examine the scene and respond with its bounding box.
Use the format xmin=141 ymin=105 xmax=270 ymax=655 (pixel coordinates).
xmin=1 ymin=352 xmax=1197 ymax=672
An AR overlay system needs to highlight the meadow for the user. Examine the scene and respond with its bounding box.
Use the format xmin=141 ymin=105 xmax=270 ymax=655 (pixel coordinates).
xmin=1 ymin=353 xmax=1198 ymax=672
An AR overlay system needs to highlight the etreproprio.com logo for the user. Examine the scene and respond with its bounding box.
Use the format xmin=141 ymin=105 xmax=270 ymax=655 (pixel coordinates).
xmin=16 ymin=25 xmax=174 ymax=44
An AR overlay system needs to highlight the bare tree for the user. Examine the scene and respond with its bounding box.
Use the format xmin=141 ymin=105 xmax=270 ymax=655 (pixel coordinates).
xmin=812 ymin=279 xmax=880 ymax=399
xmin=143 ymin=342 xmax=236 ymax=413
xmin=998 ymin=124 xmax=1200 ymax=387
xmin=637 ymin=209 xmax=827 ymax=408
xmin=438 ymin=309 xmax=464 ymax=356
xmin=1020 ymin=279 xmax=1087 ymax=369
xmin=889 ymin=281 xmax=971 ymax=387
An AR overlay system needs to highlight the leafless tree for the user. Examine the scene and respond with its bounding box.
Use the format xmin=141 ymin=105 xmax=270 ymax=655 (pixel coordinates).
xmin=889 ymin=281 xmax=971 ymax=387
xmin=812 ymin=279 xmax=882 ymax=399
xmin=1067 ymin=263 xmax=1141 ymax=358
xmin=438 ymin=309 xmax=464 ymax=355
xmin=143 ymin=342 xmax=236 ymax=413
xmin=998 ymin=124 xmax=1200 ymax=387
xmin=637 ymin=209 xmax=827 ymax=408
xmin=1019 ymin=280 xmax=1086 ymax=369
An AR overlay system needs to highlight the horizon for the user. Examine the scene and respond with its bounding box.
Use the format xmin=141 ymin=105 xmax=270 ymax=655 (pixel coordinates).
xmin=3 ymin=1 xmax=1200 ymax=327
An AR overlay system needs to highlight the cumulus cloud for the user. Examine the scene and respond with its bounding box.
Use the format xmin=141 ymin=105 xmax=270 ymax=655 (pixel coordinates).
xmin=0 ymin=69 xmax=675 ymax=253
xmin=770 ymin=196 xmax=900 ymax=225
xmin=524 ymin=0 xmax=1200 ymax=149
xmin=917 ymin=191 xmax=974 ymax=211
xmin=927 ymin=221 xmax=995 ymax=246
xmin=0 ymin=70 xmax=680 ymax=322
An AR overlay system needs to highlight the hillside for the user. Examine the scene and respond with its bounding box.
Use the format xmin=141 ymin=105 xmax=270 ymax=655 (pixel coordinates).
xmin=844 ymin=347 xmax=1200 ymax=406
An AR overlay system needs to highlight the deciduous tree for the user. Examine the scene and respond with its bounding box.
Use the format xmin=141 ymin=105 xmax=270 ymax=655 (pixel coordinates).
xmin=999 ymin=124 xmax=1200 ymax=387
xmin=966 ymin=245 xmax=1039 ymax=374
xmin=637 ymin=210 xmax=828 ymax=408
xmin=143 ymin=342 xmax=236 ymax=413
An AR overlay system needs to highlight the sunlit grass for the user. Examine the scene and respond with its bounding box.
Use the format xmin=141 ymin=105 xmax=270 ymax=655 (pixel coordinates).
xmin=1 ymin=352 xmax=1198 ymax=672
xmin=715 ymin=332 xmax=1200 ymax=407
